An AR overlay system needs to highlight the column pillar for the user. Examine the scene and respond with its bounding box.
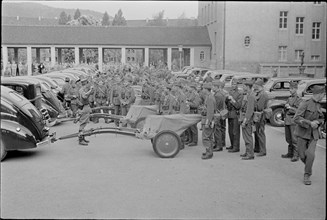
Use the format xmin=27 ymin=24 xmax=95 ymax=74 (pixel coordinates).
xmin=167 ymin=48 xmax=172 ymax=70
xmin=74 ymin=47 xmax=80 ymax=65
xmin=98 ymin=46 xmax=103 ymax=72
xmin=144 ymin=47 xmax=149 ymax=67
xmin=190 ymin=48 xmax=195 ymax=67
xmin=36 ymin=48 xmax=41 ymax=63
xmin=121 ymin=47 xmax=126 ymax=64
xmin=2 ymin=46 xmax=8 ymax=74
xmin=27 ymin=46 xmax=32 ymax=76
xmin=58 ymin=48 xmax=62 ymax=64
xmin=51 ymin=46 xmax=56 ymax=67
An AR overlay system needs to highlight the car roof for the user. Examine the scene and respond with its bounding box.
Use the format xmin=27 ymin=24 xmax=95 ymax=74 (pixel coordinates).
xmin=269 ymin=76 xmax=312 ymax=81
xmin=1 ymin=85 xmax=33 ymax=108
xmin=233 ymin=74 xmax=271 ymax=79
xmin=1 ymin=76 xmax=41 ymax=86
xmin=299 ymin=78 xmax=327 ymax=84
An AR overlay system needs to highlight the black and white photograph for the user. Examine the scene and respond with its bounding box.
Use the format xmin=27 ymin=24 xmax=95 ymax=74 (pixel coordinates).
xmin=1 ymin=1 xmax=326 ymax=219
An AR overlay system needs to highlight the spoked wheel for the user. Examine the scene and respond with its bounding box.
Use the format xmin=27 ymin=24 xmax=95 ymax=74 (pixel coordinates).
xmin=134 ymin=117 xmax=146 ymax=132
xmin=1 ymin=140 xmax=7 ymax=161
xmin=152 ymin=130 xmax=181 ymax=158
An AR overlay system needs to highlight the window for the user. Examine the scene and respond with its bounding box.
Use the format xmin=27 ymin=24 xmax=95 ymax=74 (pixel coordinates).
xmin=296 ymin=17 xmax=304 ymax=35
xmin=312 ymin=22 xmax=321 ymax=40
xmin=278 ymin=46 xmax=287 ymax=61
xmin=200 ymin=51 xmax=205 ymax=61
xmin=244 ymin=36 xmax=251 ymax=47
xmin=311 ymin=55 xmax=320 ymax=61
xmin=295 ymin=50 xmax=304 ymax=61
xmin=279 ymin=11 xmax=288 ymax=29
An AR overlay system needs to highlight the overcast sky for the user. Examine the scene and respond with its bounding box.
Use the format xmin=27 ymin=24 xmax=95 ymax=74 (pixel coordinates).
xmin=4 ymin=1 xmax=199 ymax=19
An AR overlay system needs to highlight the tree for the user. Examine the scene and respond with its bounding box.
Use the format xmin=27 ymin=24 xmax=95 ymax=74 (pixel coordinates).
xmin=102 ymin=11 xmax=110 ymax=26
xmin=74 ymin=8 xmax=81 ymax=20
xmin=67 ymin=14 xmax=72 ymax=22
xmin=147 ymin=10 xmax=167 ymax=26
xmin=112 ymin=9 xmax=127 ymax=26
xmin=58 ymin=11 xmax=69 ymax=25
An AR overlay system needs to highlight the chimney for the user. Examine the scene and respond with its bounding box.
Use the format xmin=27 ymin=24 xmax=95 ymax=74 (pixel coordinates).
xmin=16 ymin=16 xmax=19 ymax=20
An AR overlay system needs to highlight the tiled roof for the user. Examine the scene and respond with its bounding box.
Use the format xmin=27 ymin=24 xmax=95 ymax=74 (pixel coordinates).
xmin=2 ymin=25 xmax=211 ymax=47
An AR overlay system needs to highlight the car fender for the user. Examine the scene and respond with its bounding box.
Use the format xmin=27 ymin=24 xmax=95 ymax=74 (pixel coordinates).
xmin=267 ymin=99 xmax=286 ymax=110
xmin=1 ymin=120 xmax=37 ymax=151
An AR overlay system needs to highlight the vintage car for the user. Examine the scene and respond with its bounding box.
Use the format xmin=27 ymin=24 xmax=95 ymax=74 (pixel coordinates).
xmin=220 ymin=72 xmax=256 ymax=92
xmin=1 ymin=86 xmax=54 ymax=161
xmin=1 ymin=77 xmax=62 ymax=126
xmin=267 ymin=78 xmax=326 ymax=127
xmin=201 ymin=69 xmax=237 ymax=82
xmin=228 ymin=73 xmax=271 ymax=92
xmin=175 ymin=67 xmax=210 ymax=80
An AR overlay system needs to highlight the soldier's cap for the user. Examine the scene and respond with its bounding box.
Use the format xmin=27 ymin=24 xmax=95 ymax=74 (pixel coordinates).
xmin=203 ymin=82 xmax=213 ymax=90
xmin=312 ymin=85 xmax=326 ymax=94
xmin=65 ymin=77 xmax=70 ymax=82
xmin=243 ymin=80 xmax=254 ymax=86
xmin=289 ymin=81 xmax=298 ymax=89
xmin=254 ymin=79 xmax=264 ymax=87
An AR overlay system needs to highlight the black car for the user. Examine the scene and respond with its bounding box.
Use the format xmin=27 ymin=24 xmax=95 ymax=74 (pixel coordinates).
xmin=267 ymin=78 xmax=326 ymax=127
xmin=1 ymin=77 xmax=59 ymax=126
xmin=1 ymin=86 xmax=54 ymax=161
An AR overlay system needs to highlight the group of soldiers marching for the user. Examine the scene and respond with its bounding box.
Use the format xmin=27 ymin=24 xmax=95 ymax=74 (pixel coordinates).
xmin=59 ymin=66 xmax=325 ymax=185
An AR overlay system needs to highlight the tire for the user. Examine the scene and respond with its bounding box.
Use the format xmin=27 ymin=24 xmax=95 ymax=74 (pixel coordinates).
xmin=134 ymin=117 xmax=146 ymax=131
xmin=152 ymin=130 xmax=181 ymax=158
xmin=1 ymin=140 xmax=7 ymax=161
xmin=270 ymin=108 xmax=285 ymax=127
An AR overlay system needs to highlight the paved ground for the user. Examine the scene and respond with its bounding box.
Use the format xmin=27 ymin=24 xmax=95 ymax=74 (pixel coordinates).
xmin=1 ymin=119 xmax=326 ymax=219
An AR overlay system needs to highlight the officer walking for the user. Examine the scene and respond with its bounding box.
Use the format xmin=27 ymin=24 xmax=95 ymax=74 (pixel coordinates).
xmin=281 ymin=81 xmax=302 ymax=162
xmin=294 ymin=85 xmax=325 ymax=185
xmin=240 ymin=80 xmax=256 ymax=160
xmin=77 ymin=77 xmax=94 ymax=146
xmin=253 ymin=79 xmax=269 ymax=157
xmin=201 ymin=83 xmax=216 ymax=160
xmin=225 ymin=79 xmax=243 ymax=153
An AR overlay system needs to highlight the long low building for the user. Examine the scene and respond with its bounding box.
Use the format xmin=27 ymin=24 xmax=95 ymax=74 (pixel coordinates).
xmin=1 ymin=25 xmax=212 ymax=74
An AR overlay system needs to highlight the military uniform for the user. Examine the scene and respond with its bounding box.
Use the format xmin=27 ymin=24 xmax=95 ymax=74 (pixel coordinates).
xmin=77 ymin=78 xmax=94 ymax=146
xmin=61 ymin=78 xmax=72 ymax=109
xmin=240 ymin=81 xmax=256 ymax=160
xmin=67 ymin=81 xmax=80 ymax=117
xmin=253 ymin=79 xmax=269 ymax=156
xmin=93 ymin=81 xmax=109 ymax=123
xmin=294 ymin=85 xmax=325 ymax=185
xmin=120 ymin=83 xmax=136 ymax=116
xmin=213 ymin=81 xmax=227 ymax=151
xmin=187 ymin=85 xmax=201 ymax=146
xmin=110 ymin=82 xmax=121 ymax=126
xmin=225 ymin=82 xmax=243 ymax=152
xmin=282 ymin=82 xmax=302 ymax=161
xmin=201 ymin=83 xmax=216 ymax=160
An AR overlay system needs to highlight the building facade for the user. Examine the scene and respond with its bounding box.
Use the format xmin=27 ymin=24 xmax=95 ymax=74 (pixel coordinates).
xmin=1 ymin=25 xmax=211 ymax=75
xmin=198 ymin=1 xmax=326 ymax=77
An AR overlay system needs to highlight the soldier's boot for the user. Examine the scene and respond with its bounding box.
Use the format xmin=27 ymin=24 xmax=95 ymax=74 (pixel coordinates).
xmin=281 ymin=145 xmax=293 ymax=158
xmin=78 ymin=136 xmax=88 ymax=146
xmin=291 ymin=147 xmax=299 ymax=162
xmin=201 ymin=148 xmax=213 ymax=160
xmin=303 ymin=174 xmax=311 ymax=185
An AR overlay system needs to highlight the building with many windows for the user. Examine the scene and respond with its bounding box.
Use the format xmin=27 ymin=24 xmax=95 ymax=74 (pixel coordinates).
xmin=198 ymin=1 xmax=326 ymax=77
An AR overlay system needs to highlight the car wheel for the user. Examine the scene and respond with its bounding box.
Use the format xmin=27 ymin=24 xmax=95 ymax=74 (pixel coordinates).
xmin=134 ymin=117 xmax=146 ymax=132
xmin=1 ymin=140 xmax=7 ymax=161
xmin=270 ymin=108 xmax=285 ymax=127
xmin=152 ymin=130 xmax=181 ymax=158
